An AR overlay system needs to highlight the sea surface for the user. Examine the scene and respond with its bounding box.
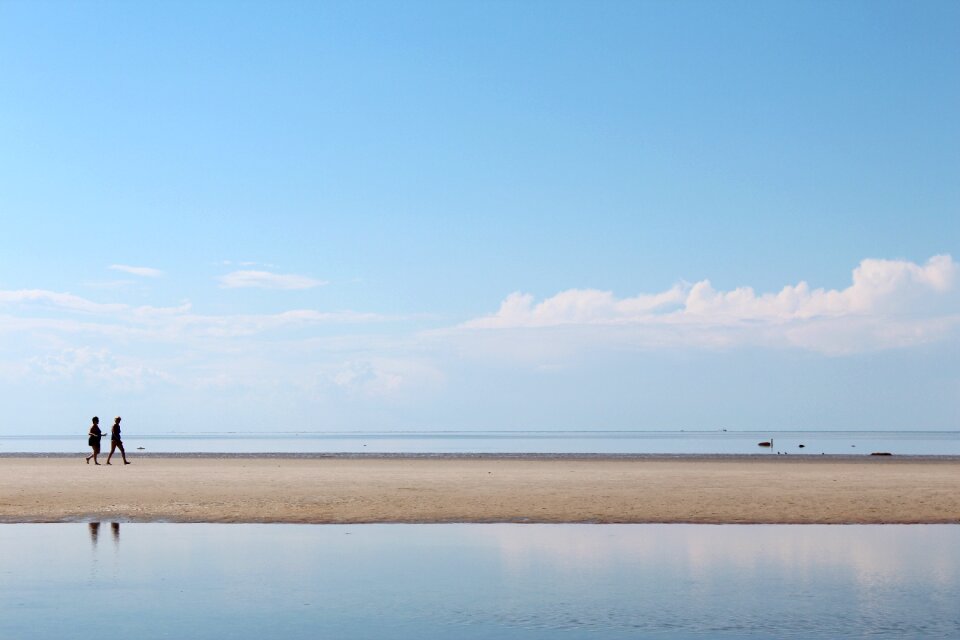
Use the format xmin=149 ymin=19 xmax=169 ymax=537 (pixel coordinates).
xmin=2 ymin=430 xmax=959 ymax=456
xmin=0 ymin=523 xmax=957 ymax=639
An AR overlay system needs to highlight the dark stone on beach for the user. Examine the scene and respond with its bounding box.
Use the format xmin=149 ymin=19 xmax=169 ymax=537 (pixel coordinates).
xmin=870 ymin=452 xmax=893 ymax=456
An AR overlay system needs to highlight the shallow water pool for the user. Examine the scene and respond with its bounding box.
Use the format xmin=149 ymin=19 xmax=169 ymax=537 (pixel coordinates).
xmin=1 ymin=524 xmax=958 ymax=638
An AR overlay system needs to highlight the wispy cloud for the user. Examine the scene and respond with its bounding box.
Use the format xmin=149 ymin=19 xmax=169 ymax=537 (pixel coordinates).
xmin=27 ymin=347 xmax=172 ymax=391
xmin=219 ymin=270 xmax=327 ymax=290
xmin=0 ymin=289 xmax=386 ymax=340
xmin=221 ymin=260 xmax=276 ymax=268
xmin=0 ymin=283 xmax=435 ymax=410
xmin=82 ymin=280 xmax=136 ymax=291
xmin=330 ymin=358 xmax=445 ymax=398
xmin=0 ymin=289 xmax=128 ymax=314
xmin=110 ymin=264 xmax=164 ymax=278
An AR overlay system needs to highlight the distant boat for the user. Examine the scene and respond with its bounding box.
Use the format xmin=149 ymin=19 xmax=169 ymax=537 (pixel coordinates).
xmin=758 ymin=439 xmax=773 ymax=447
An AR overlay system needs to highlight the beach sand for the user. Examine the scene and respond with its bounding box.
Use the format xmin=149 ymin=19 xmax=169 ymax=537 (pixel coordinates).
xmin=0 ymin=456 xmax=957 ymax=524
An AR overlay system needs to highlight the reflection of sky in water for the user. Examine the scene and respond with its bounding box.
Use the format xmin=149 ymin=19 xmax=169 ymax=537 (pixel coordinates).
xmin=3 ymin=430 xmax=960 ymax=454
xmin=0 ymin=524 xmax=958 ymax=639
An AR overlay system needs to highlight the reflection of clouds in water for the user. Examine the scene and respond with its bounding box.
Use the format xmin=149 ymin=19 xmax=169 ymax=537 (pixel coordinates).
xmin=479 ymin=524 xmax=959 ymax=587
xmin=486 ymin=525 xmax=659 ymax=575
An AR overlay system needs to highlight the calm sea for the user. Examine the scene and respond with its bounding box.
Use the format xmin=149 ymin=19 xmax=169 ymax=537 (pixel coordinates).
xmin=2 ymin=430 xmax=959 ymax=455
xmin=0 ymin=523 xmax=957 ymax=639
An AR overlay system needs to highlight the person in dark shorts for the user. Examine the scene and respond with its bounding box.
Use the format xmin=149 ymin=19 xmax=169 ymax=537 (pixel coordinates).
xmin=86 ymin=416 xmax=104 ymax=465
xmin=106 ymin=416 xmax=130 ymax=465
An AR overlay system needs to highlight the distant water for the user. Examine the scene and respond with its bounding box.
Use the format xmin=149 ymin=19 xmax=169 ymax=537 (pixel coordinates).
xmin=0 ymin=523 xmax=957 ymax=639
xmin=2 ymin=430 xmax=959 ymax=456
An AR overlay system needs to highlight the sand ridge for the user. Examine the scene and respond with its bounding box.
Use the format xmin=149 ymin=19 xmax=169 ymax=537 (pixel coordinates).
xmin=0 ymin=456 xmax=958 ymax=524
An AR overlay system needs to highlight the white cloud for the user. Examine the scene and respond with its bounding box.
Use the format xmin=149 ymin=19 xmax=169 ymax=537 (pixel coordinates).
xmin=465 ymin=285 xmax=687 ymax=328
xmin=218 ymin=270 xmax=327 ymax=290
xmin=461 ymin=255 xmax=960 ymax=354
xmin=682 ymin=254 xmax=956 ymax=320
xmin=109 ymin=264 xmax=164 ymax=278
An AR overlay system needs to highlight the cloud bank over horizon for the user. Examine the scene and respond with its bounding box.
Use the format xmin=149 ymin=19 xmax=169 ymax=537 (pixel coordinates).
xmin=3 ymin=255 xmax=955 ymax=358
xmin=1 ymin=254 xmax=957 ymax=431
xmin=461 ymin=255 xmax=959 ymax=354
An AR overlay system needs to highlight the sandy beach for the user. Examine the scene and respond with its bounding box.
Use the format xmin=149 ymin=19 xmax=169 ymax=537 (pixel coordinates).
xmin=0 ymin=456 xmax=957 ymax=524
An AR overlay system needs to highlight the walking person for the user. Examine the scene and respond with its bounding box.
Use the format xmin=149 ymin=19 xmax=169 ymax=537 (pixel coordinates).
xmin=106 ymin=416 xmax=130 ymax=465
xmin=85 ymin=416 xmax=104 ymax=465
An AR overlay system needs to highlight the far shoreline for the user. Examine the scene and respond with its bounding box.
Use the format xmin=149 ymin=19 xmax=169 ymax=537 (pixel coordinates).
xmin=2 ymin=452 xmax=960 ymax=461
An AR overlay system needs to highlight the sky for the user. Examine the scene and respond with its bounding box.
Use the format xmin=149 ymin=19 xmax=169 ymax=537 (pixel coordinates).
xmin=0 ymin=1 xmax=958 ymax=434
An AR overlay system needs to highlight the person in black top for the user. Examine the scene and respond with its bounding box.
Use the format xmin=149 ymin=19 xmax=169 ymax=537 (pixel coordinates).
xmin=106 ymin=416 xmax=130 ymax=465
xmin=85 ymin=416 xmax=104 ymax=465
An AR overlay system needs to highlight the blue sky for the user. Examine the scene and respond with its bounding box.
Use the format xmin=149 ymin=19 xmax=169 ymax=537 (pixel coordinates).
xmin=1 ymin=1 xmax=958 ymax=433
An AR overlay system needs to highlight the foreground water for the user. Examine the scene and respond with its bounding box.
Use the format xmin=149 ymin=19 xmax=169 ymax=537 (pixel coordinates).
xmin=3 ymin=430 xmax=960 ymax=455
xmin=0 ymin=524 xmax=957 ymax=639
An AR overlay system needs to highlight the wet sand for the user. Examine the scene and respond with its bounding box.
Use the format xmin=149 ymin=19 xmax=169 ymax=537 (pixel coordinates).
xmin=0 ymin=456 xmax=957 ymax=524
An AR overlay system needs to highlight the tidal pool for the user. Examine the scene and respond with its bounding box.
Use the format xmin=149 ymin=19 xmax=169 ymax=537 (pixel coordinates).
xmin=1 ymin=524 xmax=957 ymax=639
